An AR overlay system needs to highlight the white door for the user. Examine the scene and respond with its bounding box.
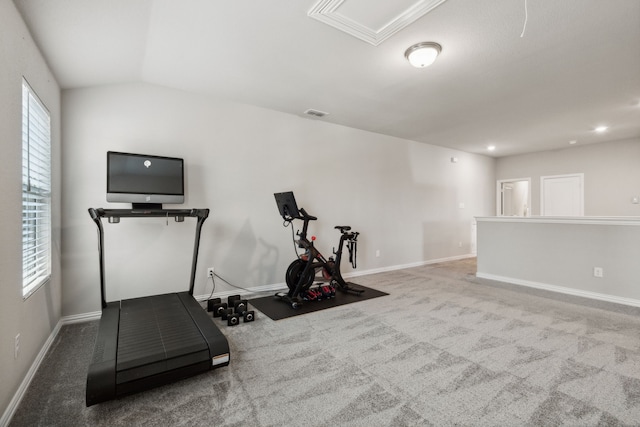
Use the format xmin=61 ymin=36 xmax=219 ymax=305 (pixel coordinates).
xmin=541 ymin=174 xmax=584 ymax=216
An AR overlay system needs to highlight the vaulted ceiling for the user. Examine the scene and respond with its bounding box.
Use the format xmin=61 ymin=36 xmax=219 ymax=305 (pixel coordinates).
xmin=13 ymin=0 xmax=640 ymax=157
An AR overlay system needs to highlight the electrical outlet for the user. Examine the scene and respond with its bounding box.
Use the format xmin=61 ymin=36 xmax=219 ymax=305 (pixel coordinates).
xmin=207 ymin=267 xmax=215 ymax=277
xmin=593 ymin=267 xmax=604 ymax=278
xmin=15 ymin=334 xmax=20 ymax=359
xmin=375 ymin=250 xmax=380 ymax=258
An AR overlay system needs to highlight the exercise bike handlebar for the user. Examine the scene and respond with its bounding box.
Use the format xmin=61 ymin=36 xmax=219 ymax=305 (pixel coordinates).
xmin=295 ymin=208 xmax=358 ymax=244
xmin=298 ymin=208 xmax=317 ymax=221
xmin=295 ymin=208 xmax=316 ymax=242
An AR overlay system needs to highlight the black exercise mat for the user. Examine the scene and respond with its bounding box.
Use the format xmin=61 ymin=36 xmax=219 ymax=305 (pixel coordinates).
xmin=249 ymin=285 xmax=388 ymax=320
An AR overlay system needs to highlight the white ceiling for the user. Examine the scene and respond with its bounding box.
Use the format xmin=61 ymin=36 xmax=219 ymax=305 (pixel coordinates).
xmin=13 ymin=0 xmax=640 ymax=157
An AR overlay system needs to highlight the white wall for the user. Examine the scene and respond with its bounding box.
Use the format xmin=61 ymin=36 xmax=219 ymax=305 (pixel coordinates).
xmin=0 ymin=0 xmax=61 ymax=419
xmin=496 ymin=138 xmax=640 ymax=216
xmin=61 ymin=83 xmax=495 ymax=316
xmin=477 ymin=217 xmax=640 ymax=304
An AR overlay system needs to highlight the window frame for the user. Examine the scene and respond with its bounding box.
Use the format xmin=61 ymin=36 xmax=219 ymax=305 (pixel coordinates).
xmin=22 ymin=78 xmax=52 ymax=299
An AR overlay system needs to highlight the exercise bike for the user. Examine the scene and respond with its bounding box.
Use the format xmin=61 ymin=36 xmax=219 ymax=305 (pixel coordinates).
xmin=274 ymin=191 xmax=364 ymax=309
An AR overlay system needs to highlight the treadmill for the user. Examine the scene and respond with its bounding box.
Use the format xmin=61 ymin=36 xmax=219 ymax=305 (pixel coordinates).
xmin=86 ymin=208 xmax=229 ymax=407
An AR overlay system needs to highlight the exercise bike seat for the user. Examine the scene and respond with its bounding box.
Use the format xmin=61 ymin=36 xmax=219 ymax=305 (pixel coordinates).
xmin=335 ymin=226 xmax=351 ymax=232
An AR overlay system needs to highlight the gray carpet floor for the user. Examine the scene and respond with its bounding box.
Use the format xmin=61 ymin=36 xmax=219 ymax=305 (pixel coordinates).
xmin=9 ymin=258 xmax=640 ymax=426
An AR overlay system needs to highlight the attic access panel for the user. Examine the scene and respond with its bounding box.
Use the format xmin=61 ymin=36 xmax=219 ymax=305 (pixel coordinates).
xmin=308 ymin=0 xmax=449 ymax=46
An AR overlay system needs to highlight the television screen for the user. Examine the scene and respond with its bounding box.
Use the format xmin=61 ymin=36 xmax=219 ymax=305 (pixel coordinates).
xmin=107 ymin=151 xmax=184 ymax=207
xmin=274 ymin=191 xmax=300 ymax=220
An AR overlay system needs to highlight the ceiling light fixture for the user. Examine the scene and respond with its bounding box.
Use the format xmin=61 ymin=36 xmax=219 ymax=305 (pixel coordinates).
xmin=487 ymin=145 xmax=496 ymax=152
xmin=594 ymin=125 xmax=608 ymax=133
xmin=405 ymin=42 xmax=442 ymax=68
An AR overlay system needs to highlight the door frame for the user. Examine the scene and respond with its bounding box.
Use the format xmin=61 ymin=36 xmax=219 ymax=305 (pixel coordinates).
xmin=496 ymin=177 xmax=531 ymax=216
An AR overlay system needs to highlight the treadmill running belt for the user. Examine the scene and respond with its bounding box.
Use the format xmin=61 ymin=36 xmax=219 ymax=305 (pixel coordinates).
xmin=116 ymin=294 xmax=209 ymax=383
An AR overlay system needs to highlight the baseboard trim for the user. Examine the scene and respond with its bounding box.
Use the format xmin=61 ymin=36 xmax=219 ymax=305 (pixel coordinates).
xmin=0 ymin=320 xmax=63 ymax=427
xmin=194 ymin=254 xmax=476 ymax=301
xmin=194 ymin=255 xmax=475 ymax=301
xmin=349 ymin=253 xmax=476 ymax=277
xmin=476 ymin=272 xmax=640 ymax=309
xmin=62 ymin=310 xmax=102 ymax=323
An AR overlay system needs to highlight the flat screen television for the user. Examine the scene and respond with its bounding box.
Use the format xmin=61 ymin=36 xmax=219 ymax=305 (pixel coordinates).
xmin=107 ymin=151 xmax=184 ymax=209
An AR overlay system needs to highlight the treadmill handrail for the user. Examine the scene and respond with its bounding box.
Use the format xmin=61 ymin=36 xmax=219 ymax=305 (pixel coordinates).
xmin=90 ymin=208 xmax=209 ymax=219
xmin=88 ymin=208 xmax=210 ymax=309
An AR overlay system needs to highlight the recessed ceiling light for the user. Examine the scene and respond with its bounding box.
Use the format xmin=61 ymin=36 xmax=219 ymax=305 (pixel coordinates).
xmin=487 ymin=145 xmax=496 ymax=151
xmin=569 ymin=140 xmax=577 ymax=145
xmin=594 ymin=125 xmax=608 ymax=133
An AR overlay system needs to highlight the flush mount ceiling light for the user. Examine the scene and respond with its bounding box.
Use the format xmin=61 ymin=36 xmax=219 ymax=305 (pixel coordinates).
xmin=405 ymin=42 xmax=442 ymax=68
xmin=594 ymin=125 xmax=608 ymax=133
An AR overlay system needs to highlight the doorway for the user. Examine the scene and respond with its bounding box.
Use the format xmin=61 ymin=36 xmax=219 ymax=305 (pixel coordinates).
xmin=497 ymin=178 xmax=530 ymax=216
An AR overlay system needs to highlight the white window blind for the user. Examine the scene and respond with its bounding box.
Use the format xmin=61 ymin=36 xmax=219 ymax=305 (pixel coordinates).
xmin=22 ymin=79 xmax=51 ymax=298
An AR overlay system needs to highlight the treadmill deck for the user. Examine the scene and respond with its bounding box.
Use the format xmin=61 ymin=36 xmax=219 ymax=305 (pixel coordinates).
xmin=86 ymin=292 xmax=229 ymax=406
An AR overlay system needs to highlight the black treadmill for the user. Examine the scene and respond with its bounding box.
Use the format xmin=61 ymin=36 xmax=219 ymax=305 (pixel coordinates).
xmin=86 ymin=208 xmax=229 ymax=407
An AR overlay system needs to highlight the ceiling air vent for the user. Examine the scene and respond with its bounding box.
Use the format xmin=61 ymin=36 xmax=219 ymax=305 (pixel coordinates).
xmin=304 ymin=108 xmax=329 ymax=118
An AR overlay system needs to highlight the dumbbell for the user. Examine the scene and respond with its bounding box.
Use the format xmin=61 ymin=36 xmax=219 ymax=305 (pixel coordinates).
xmin=222 ymin=308 xmax=240 ymax=326
xmin=233 ymin=299 xmax=255 ymax=323
xmin=242 ymin=310 xmax=255 ymax=323
xmin=228 ymin=314 xmax=240 ymax=326
xmin=227 ymin=295 xmax=241 ymax=308
xmin=320 ymin=285 xmax=335 ymax=299
xmin=212 ymin=302 xmax=228 ymax=318
xmin=220 ymin=307 xmax=233 ymax=320
xmin=233 ymin=299 xmax=249 ymax=313
xmin=207 ymin=297 xmax=221 ymax=312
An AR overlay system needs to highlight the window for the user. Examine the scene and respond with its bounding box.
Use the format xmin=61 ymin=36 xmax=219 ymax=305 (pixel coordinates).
xmin=22 ymin=79 xmax=51 ymax=298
